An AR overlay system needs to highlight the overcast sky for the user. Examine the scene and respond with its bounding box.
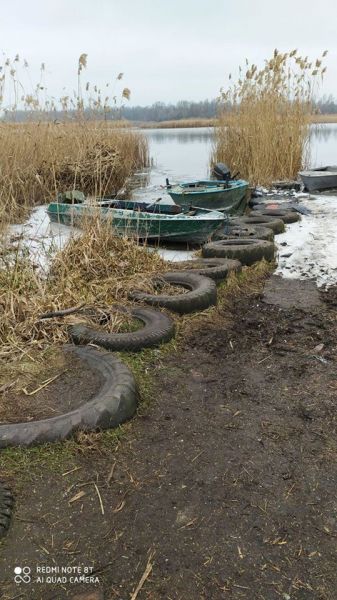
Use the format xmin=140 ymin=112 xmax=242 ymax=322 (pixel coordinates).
xmin=1 ymin=0 xmax=336 ymax=107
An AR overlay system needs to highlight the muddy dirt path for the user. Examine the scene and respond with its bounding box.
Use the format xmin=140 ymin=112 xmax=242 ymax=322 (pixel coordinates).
xmin=1 ymin=275 xmax=337 ymax=599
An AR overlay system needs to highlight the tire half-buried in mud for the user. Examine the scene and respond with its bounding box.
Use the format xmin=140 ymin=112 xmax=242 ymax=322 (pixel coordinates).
xmin=178 ymin=258 xmax=241 ymax=282
xmin=0 ymin=346 xmax=138 ymax=448
xmin=129 ymin=271 xmax=217 ymax=314
xmin=214 ymin=224 xmax=274 ymax=242
xmin=0 ymin=482 xmax=14 ymax=539
xmin=69 ymin=306 xmax=175 ymax=352
xmin=202 ymin=238 xmax=275 ymax=266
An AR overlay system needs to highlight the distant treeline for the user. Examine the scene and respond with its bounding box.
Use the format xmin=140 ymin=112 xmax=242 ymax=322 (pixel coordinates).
xmin=2 ymin=99 xmax=218 ymax=122
xmin=120 ymin=99 xmax=218 ymax=121
xmin=3 ymin=96 xmax=337 ymax=122
xmin=315 ymin=95 xmax=337 ymax=114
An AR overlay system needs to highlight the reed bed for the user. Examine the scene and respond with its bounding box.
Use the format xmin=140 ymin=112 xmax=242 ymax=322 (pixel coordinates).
xmin=0 ymin=121 xmax=149 ymax=224
xmin=213 ymin=49 xmax=327 ymax=186
xmin=140 ymin=118 xmax=216 ymax=129
xmin=311 ymin=113 xmax=337 ymax=123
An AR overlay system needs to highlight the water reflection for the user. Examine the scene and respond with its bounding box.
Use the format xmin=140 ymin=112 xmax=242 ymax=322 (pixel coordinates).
xmin=309 ymin=123 xmax=337 ymax=165
xmin=310 ymin=123 xmax=337 ymax=143
xmin=140 ymin=127 xmax=214 ymax=191
xmin=144 ymin=127 xmax=213 ymax=144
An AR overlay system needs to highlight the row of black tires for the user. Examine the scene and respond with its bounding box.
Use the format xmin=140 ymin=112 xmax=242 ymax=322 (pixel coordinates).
xmin=70 ymin=264 xmax=237 ymax=350
xmin=66 ymin=210 xmax=298 ymax=353
xmin=70 ymin=247 xmax=263 ymax=350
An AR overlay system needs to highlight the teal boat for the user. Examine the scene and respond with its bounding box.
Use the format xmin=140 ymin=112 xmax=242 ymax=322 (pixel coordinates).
xmin=47 ymin=195 xmax=225 ymax=244
xmin=167 ymin=179 xmax=249 ymax=214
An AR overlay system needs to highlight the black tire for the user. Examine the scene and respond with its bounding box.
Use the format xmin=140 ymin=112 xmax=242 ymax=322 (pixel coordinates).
xmin=231 ymin=216 xmax=285 ymax=234
xmin=129 ymin=271 xmax=217 ymax=314
xmin=69 ymin=306 xmax=175 ymax=352
xmin=178 ymin=258 xmax=241 ymax=282
xmin=251 ymin=208 xmax=301 ymax=223
xmin=202 ymin=238 xmax=275 ymax=266
xmin=0 ymin=482 xmax=14 ymax=539
xmin=0 ymin=346 xmax=138 ymax=447
xmin=249 ymin=197 xmax=263 ymax=206
xmin=214 ymin=224 xmax=274 ymax=242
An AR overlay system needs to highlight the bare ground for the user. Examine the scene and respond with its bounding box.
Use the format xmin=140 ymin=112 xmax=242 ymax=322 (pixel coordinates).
xmin=0 ymin=274 xmax=336 ymax=600
xmin=0 ymin=351 xmax=102 ymax=423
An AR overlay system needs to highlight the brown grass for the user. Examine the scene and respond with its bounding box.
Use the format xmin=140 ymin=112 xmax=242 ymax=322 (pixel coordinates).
xmin=139 ymin=118 xmax=216 ymax=129
xmin=0 ymin=52 xmax=149 ymax=224
xmin=311 ymin=113 xmax=337 ymax=123
xmin=0 ymin=121 xmax=149 ymax=224
xmin=213 ymin=49 xmax=328 ymax=186
xmin=0 ymin=217 xmax=169 ymax=378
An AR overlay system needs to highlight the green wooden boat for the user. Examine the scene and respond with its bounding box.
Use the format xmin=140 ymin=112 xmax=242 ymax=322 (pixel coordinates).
xmin=167 ymin=179 xmax=249 ymax=214
xmin=47 ymin=199 xmax=225 ymax=244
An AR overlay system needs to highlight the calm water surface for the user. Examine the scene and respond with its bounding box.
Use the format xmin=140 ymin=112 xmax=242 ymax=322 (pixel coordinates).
xmin=139 ymin=123 xmax=337 ymax=196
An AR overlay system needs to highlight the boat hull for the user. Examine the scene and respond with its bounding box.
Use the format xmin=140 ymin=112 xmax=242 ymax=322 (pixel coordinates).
xmin=167 ymin=180 xmax=249 ymax=214
xmin=299 ymin=170 xmax=337 ymax=192
xmin=47 ymin=203 xmax=224 ymax=244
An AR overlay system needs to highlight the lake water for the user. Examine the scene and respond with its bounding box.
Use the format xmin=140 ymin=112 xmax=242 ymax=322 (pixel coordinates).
xmin=141 ymin=123 xmax=337 ymax=190
xmin=9 ymin=123 xmax=337 ymax=284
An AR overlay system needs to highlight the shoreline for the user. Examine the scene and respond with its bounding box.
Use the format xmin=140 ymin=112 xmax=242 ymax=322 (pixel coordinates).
xmin=138 ymin=113 xmax=337 ymax=129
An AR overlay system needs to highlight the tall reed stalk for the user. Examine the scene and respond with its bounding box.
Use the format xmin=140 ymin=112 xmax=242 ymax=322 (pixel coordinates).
xmin=213 ymin=49 xmax=327 ymax=186
xmin=0 ymin=53 xmax=148 ymax=224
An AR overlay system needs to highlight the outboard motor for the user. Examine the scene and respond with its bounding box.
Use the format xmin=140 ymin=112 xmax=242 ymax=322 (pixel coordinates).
xmin=57 ymin=190 xmax=86 ymax=204
xmin=213 ymin=162 xmax=231 ymax=182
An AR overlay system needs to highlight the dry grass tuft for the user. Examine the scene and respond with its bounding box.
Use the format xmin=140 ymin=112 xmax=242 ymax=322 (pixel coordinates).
xmin=51 ymin=215 xmax=165 ymax=291
xmin=214 ymin=49 xmax=327 ymax=186
xmin=0 ymin=217 xmax=168 ymax=379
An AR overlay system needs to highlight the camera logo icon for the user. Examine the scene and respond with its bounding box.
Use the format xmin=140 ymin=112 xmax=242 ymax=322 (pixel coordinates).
xmin=14 ymin=566 xmax=31 ymax=584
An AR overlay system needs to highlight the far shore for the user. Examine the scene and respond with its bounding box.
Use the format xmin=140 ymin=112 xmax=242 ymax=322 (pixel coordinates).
xmin=138 ymin=113 xmax=337 ymax=129
xmin=2 ymin=114 xmax=337 ymax=130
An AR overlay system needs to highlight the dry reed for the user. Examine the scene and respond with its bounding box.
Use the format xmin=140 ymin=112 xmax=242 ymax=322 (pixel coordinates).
xmin=140 ymin=118 xmax=216 ymax=129
xmin=0 ymin=53 xmax=149 ymax=224
xmin=310 ymin=113 xmax=337 ymax=123
xmin=214 ymin=49 xmax=328 ymax=186
xmin=0 ymin=122 xmax=149 ymax=224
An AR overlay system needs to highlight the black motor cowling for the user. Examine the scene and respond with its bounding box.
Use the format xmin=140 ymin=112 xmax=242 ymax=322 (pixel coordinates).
xmin=213 ymin=162 xmax=231 ymax=181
